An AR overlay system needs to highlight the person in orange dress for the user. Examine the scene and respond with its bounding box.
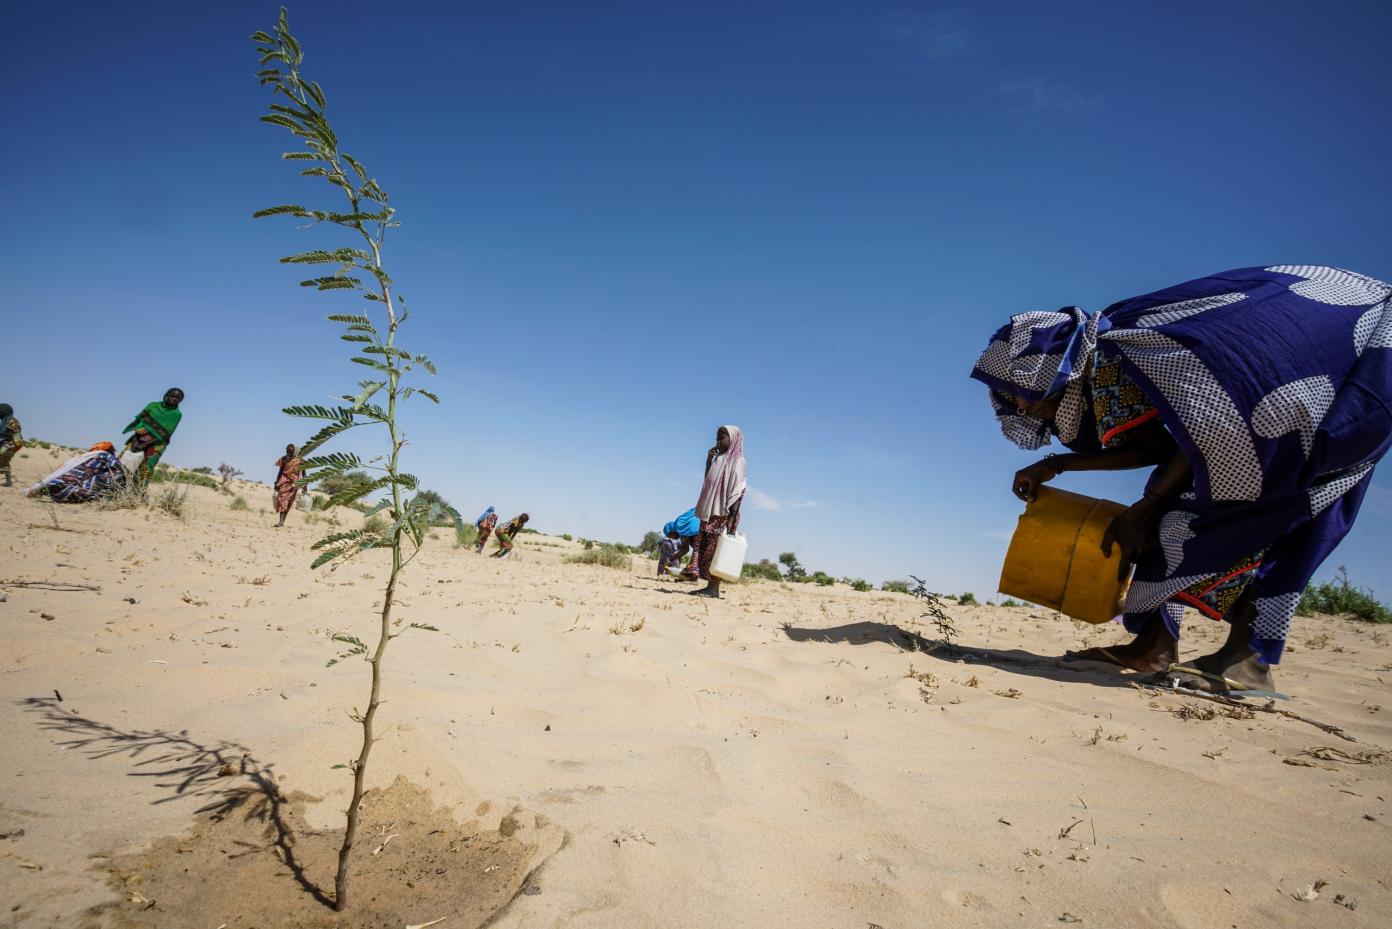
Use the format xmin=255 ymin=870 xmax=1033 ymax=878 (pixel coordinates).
xmin=273 ymin=444 xmax=304 ymax=527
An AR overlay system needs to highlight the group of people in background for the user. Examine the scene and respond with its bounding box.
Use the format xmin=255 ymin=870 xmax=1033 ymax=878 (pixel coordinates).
xmin=473 ymin=507 xmax=529 ymax=557
xmin=6 ymin=388 xmax=187 ymax=502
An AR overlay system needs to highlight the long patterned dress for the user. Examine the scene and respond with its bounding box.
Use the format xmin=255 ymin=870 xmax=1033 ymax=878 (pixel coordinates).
xmin=274 ymin=455 xmax=303 ymax=515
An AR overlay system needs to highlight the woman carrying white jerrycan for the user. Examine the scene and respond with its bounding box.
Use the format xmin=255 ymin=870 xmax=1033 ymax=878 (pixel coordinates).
xmin=691 ymin=424 xmax=747 ymax=599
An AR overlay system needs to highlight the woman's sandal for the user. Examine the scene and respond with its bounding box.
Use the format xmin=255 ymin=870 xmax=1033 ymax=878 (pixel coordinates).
xmin=1062 ymin=646 xmax=1128 ymax=668
xmin=1166 ymin=663 xmax=1290 ymax=700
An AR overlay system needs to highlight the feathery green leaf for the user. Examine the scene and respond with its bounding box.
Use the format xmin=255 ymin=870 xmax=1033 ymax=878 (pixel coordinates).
xmin=283 ymin=404 xmax=355 ymax=422
xmin=342 ymin=153 xmax=368 ymax=181
xmin=252 ymin=204 xmax=308 ymax=219
xmin=259 ymin=113 xmax=301 ymax=130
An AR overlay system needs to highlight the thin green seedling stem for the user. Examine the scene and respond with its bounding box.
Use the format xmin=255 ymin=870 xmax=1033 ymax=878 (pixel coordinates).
xmin=334 ymin=196 xmax=403 ymax=913
xmin=252 ymin=8 xmax=460 ymax=912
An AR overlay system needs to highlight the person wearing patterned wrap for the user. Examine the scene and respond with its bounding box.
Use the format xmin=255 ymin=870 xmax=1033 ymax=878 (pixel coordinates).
xmin=0 ymin=404 xmax=23 ymax=487
xmin=971 ymin=266 xmax=1392 ymax=696
xmin=273 ymin=444 xmax=303 ymax=528
xmin=690 ymin=425 xmax=747 ymax=599
xmin=491 ymin=512 xmax=529 ymax=558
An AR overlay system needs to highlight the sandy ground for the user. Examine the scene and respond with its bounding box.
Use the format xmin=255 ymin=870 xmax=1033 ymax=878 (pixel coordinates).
xmin=2 ymin=445 xmax=1390 ymax=928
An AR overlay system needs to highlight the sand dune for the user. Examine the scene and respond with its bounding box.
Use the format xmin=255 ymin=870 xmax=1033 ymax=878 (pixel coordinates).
xmin=2 ymin=445 xmax=1389 ymax=928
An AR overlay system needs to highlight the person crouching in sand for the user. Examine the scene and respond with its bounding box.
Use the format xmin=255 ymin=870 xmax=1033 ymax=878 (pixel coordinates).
xmin=474 ymin=506 xmax=498 ymax=553
xmin=658 ymin=507 xmax=700 ymax=579
xmin=492 ymin=512 xmax=529 ymax=558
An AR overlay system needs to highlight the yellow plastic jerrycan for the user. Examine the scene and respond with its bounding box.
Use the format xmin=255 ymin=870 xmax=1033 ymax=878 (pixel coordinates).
xmin=998 ymin=486 xmax=1132 ymax=624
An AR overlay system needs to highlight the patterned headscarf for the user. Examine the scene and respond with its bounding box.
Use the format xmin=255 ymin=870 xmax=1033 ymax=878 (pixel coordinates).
xmin=969 ymin=308 xmax=1103 ymax=449
xmin=696 ymin=425 xmax=747 ymax=520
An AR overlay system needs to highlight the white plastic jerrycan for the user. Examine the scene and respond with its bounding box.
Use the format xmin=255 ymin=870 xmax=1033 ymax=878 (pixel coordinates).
xmin=710 ymin=532 xmax=748 ymax=583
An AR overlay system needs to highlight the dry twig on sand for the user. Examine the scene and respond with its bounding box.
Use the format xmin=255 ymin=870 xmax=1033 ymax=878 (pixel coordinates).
xmin=0 ymin=579 xmax=102 ymax=592
xmin=1131 ymin=681 xmax=1369 ymax=745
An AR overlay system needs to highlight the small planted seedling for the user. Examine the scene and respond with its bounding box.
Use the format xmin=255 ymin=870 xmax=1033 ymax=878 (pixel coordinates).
xmin=251 ymin=8 xmax=461 ymax=912
xmin=908 ymin=575 xmax=962 ymax=655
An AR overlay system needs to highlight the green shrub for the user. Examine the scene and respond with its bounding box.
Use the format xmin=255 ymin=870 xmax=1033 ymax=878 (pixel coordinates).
xmin=1297 ymin=567 xmax=1391 ymax=623
xmin=411 ymin=489 xmax=460 ymax=527
xmin=191 ymin=465 xmax=214 ymax=475
xmin=849 ymin=579 xmax=872 ymax=592
xmin=958 ymin=592 xmax=978 ymax=606
xmin=566 ymin=545 xmax=631 ymax=570
xmin=520 ymin=526 xmax=539 ymax=534
xmin=882 ymin=580 xmax=910 ymax=594
xmin=315 ymin=469 xmax=376 ymax=507
xmin=812 ymin=572 xmax=835 ymax=587
xmin=742 ymin=560 xmax=782 ymax=582
xmin=561 ymin=533 xmax=573 ymax=541
xmin=1000 ymin=598 xmax=1024 ymax=608
xmin=582 ymin=539 xmax=595 ymax=550
xmin=363 ymin=514 xmax=388 ymax=536
xmin=230 ymin=496 xmax=249 ymax=511
xmin=454 ymin=523 xmax=479 ymax=548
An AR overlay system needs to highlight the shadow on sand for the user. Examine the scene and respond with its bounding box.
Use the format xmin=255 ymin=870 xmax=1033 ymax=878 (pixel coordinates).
xmin=779 ymin=621 xmax=1149 ymax=690
xmin=17 ymin=696 xmax=334 ymax=908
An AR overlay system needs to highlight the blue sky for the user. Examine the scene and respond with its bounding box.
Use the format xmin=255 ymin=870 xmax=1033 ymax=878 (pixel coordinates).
xmin=4 ymin=1 xmax=1391 ymax=599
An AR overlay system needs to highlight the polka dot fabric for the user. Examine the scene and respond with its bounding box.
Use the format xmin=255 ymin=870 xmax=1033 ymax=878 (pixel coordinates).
xmin=977 ymin=265 xmax=1392 ymax=665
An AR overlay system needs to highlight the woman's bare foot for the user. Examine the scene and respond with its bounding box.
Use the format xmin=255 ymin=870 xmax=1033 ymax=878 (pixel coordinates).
xmin=1174 ymin=650 xmax=1275 ymax=694
xmin=1172 ymin=588 xmax=1275 ymax=693
xmin=690 ymin=580 xmax=722 ymax=598
xmin=1063 ymin=617 xmax=1176 ymax=672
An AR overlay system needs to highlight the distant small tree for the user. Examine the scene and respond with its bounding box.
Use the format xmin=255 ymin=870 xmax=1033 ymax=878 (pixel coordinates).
xmin=411 ymin=489 xmax=456 ymax=526
xmin=778 ymin=551 xmax=806 ymax=580
xmin=882 ymin=580 xmax=910 ymax=594
xmin=958 ymin=592 xmax=978 ymax=606
xmin=316 ymin=469 xmax=376 ymax=506
xmin=638 ymin=530 xmax=663 ymax=555
xmin=217 ymin=462 xmax=244 ymax=486
xmin=191 ymin=465 xmax=214 ymax=475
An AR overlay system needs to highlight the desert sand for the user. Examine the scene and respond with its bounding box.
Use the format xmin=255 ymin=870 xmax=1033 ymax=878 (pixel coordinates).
xmin=2 ymin=444 xmax=1390 ymax=928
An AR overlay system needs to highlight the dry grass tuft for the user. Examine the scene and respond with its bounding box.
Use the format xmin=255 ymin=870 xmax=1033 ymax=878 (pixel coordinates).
xmin=567 ymin=545 xmax=632 ymax=570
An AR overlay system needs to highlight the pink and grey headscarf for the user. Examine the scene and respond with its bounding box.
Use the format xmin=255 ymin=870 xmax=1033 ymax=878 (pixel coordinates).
xmin=696 ymin=424 xmax=747 ymax=520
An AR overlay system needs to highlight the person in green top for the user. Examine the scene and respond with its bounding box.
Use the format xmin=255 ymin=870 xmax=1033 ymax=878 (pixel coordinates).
xmin=122 ymin=388 xmax=184 ymax=483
